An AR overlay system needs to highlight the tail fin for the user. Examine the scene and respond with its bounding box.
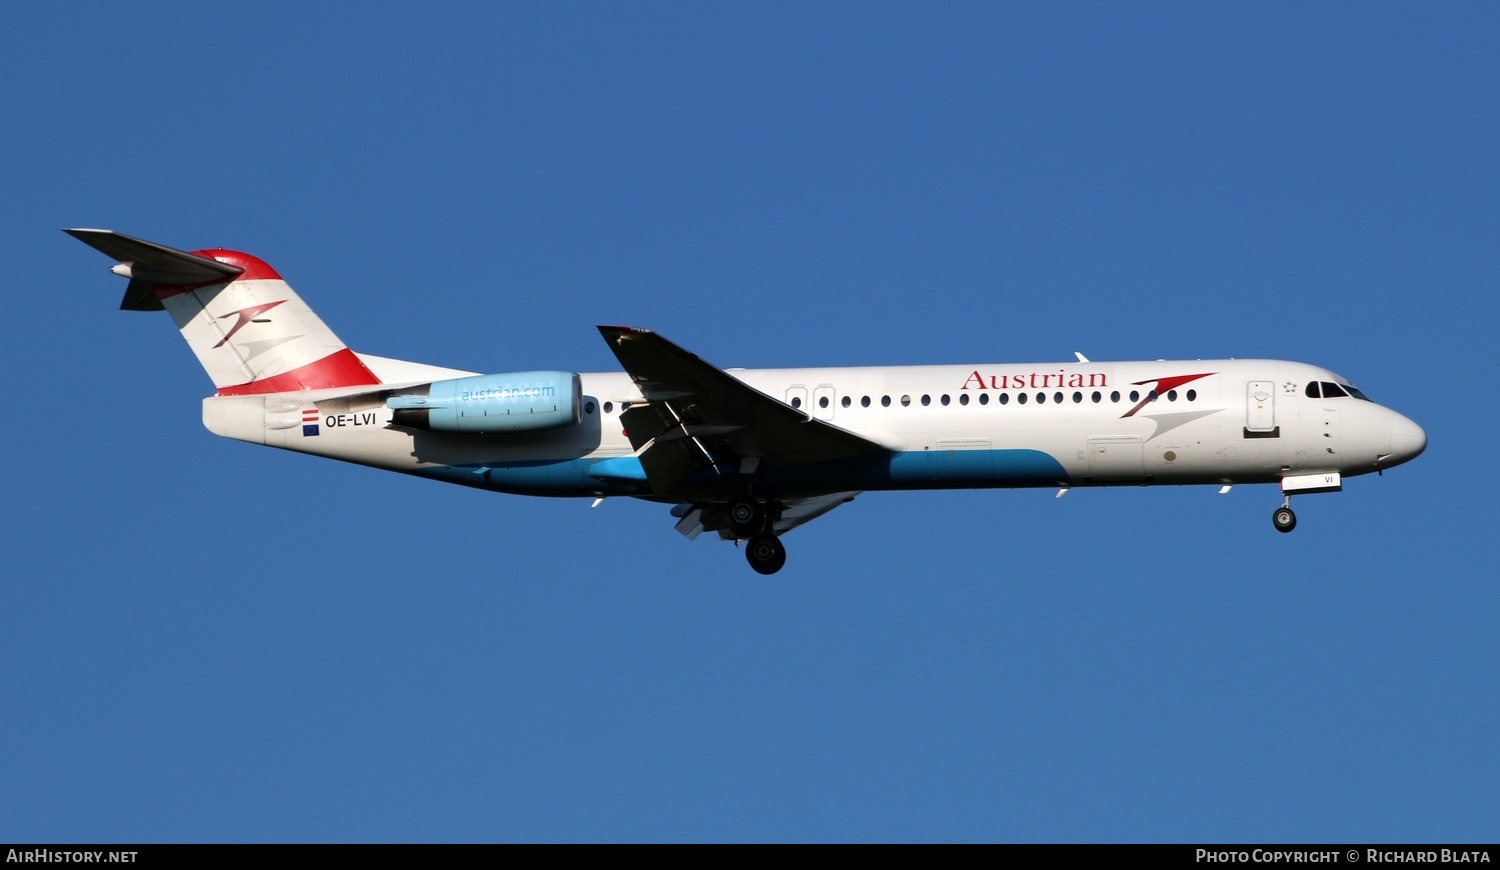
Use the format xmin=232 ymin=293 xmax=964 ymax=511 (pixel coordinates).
xmin=68 ymin=229 xmax=381 ymax=396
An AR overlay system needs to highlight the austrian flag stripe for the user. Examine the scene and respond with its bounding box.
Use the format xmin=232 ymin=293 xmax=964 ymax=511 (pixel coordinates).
xmin=302 ymin=408 xmax=320 ymax=437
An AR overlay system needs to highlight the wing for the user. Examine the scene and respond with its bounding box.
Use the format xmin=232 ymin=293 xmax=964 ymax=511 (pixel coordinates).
xmin=597 ymin=326 xmax=888 ymax=495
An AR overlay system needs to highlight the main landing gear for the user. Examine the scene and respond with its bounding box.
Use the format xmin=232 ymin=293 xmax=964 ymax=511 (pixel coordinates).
xmin=746 ymin=533 xmax=787 ymax=575
xmin=725 ymin=495 xmax=765 ymax=538
xmin=726 ymin=495 xmax=786 ymax=574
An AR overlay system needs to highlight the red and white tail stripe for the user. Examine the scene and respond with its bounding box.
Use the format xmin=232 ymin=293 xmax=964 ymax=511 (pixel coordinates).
xmin=178 ymin=249 xmax=381 ymax=396
xmin=68 ymin=230 xmax=383 ymax=396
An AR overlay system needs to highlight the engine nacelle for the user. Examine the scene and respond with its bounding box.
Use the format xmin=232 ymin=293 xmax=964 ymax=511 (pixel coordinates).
xmin=386 ymin=371 xmax=582 ymax=435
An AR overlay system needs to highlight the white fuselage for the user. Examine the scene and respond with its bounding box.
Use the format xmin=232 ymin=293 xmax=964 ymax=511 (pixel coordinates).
xmin=203 ymin=356 xmax=1426 ymax=499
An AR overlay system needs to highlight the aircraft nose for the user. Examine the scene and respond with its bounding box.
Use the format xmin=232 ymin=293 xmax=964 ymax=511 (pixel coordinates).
xmin=1386 ymin=413 xmax=1427 ymax=468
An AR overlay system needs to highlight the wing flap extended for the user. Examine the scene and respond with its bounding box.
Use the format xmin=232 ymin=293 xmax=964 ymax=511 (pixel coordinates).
xmin=766 ymin=491 xmax=860 ymax=537
xmin=674 ymin=491 xmax=861 ymax=541
xmin=619 ymin=403 xmax=712 ymax=493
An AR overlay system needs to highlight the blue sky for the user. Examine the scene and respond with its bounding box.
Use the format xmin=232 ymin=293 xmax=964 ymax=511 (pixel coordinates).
xmin=1 ymin=1 xmax=1495 ymax=842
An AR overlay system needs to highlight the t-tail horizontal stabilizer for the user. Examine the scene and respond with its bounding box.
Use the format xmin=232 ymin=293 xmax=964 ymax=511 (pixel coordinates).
xmin=64 ymin=228 xmax=245 ymax=311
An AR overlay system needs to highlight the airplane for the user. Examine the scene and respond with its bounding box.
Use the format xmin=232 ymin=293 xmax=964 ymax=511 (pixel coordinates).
xmin=68 ymin=229 xmax=1427 ymax=575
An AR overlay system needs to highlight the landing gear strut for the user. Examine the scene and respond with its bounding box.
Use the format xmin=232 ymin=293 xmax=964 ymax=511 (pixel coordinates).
xmin=746 ymin=533 xmax=787 ymax=575
xmin=1272 ymin=498 xmax=1297 ymax=534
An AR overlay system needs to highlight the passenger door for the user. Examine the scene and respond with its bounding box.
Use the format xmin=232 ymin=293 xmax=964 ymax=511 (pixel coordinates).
xmin=1246 ymin=380 xmax=1278 ymax=436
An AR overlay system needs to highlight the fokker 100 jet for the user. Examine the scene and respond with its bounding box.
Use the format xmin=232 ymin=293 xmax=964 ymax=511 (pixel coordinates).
xmin=69 ymin=229 xmax=1427 ymax=574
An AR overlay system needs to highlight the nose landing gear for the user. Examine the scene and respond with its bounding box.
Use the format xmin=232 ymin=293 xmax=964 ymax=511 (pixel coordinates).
xmin=1273 ymin=499 xmax=1297 ymax=533
xmin=1272 ymin=472 xmax=1341 ymax=534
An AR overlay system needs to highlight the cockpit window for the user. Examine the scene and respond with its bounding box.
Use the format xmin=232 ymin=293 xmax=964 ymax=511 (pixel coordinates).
xmin=1345 ymin=384 xmax=1371 ymax=401
xmin=1309 ymin=381 xmax=1359 ymax=399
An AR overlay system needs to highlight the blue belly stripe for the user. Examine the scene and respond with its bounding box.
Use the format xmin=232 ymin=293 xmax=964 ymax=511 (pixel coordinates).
xmin=409 ymin=449 xmax=1068 ymax=497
